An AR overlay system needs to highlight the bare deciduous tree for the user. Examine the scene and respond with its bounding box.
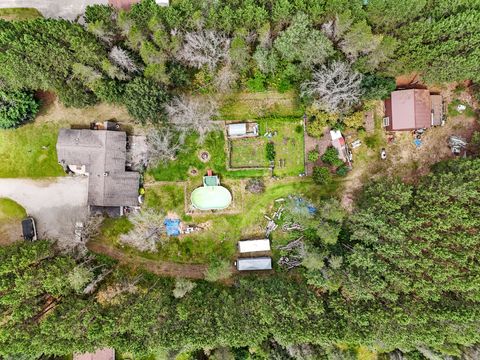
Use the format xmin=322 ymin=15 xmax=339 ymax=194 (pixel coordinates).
xmin=119 ymin=209 xmax=165 ymax=252
xmin=321 ymin=13 xmax=353 ymax=42
xmin=214 ymin=64 xmax=238 ymax=92
xmin=176 ymin=29 xmax=230 ymax=70
xmin=147 ymin=127 xmax=183 ymax=166
xmin=166 ymin=95 xmax=219 ymax=143
xmin=109 ymin=46 xmax=139 ymax=73
xmin=301 ymin=61 xmax=363 ymax=113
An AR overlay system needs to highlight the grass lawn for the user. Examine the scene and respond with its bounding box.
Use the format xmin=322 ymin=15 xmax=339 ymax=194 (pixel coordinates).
xmin=0 ymin=124 xmax=65 ymax=178
xmin=220 ymin=90 xmax=303 ymax=120
xmin=0 ymin=198 xmax=26 ymax=221
xmin=149 ymin=131 xmax=268 ymax=181
xmin=0 ymin=8 xmax=42 ymax=20
xmin=145 ymin=183 xmax=186 ymax=219
xmin=229 ymin=117 xmax=305 ymax=176
xmin=95 ymin=178 xmax=337 ymax=264
xmin=230 ymin=137 xmax=269 ymax=168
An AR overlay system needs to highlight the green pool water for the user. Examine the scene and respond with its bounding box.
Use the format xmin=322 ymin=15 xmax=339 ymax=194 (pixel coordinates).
xmin=191 ymin=186 xmax=232 ymax=210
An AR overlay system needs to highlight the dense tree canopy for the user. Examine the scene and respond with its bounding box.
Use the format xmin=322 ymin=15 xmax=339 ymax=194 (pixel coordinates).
xmin=3 ymin=159 xmax=479 ymax=358
xmin=0 ymin=90 xmax=39 ymax=129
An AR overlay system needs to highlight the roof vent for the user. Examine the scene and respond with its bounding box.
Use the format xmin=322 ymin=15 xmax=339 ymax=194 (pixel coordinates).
xmin=103 ymin=172 xmax=109 ymax=177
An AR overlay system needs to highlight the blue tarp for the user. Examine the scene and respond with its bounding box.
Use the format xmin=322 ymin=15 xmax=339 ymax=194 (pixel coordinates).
xmin=414 ymin=138 xmax=422 ymax=148
xmin=164 ymin=219 xmax=181 ymax=236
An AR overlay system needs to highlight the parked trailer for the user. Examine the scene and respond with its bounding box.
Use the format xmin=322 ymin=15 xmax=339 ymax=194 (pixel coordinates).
xmin=238 ymin=239 xmax=271 ymax=253
xmin=236 ymin=257 xmax=272 ymax=271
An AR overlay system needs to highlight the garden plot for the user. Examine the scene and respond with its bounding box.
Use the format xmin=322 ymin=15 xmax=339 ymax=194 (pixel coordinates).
xmin=228 ymin=118 xmax=305 ymax=176
xmin=229 ymin=137 xmax=269 ymax=168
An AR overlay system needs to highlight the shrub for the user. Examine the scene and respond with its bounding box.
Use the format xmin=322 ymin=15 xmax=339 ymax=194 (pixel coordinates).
xmin=312 ymin=166 xmax=331 ymax=185
xmin=365 ymin=133 xmax=383 ymax=149
xmin=307 ymin=149 xmax=319 ymax=162
xmin=246 ymin=72 xmax=267 ymax=92
xmin=321 ymin=147 xmax=343 ymax=167
xmin=295 ymin=124 xmax=304 ymax=134
xmin=305 ymin=109 xmax=337 ymax=138
xmin=173 ymin=278 xmax=196 ymax=298
xmin=245 ymin=178 xmax=266 ymax=194
xmin=204 ymin=258 xmax=232 ymax=282
xmin=0 ymin=90 xmax=40 ymax=129
xmin=266 ymin=141 xmax=276 ymax=161
xmin=361 ymin=74 xmax=396 ymax=100
xmin=343 ymin=111 xmax=364 ymax=129
xmin=336 ymin=164 xmax=349 ymax=177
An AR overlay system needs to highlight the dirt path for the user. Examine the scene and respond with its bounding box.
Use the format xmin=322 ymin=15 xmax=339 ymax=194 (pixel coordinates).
xmin=87 ymin=241 xmax=208 ymax=279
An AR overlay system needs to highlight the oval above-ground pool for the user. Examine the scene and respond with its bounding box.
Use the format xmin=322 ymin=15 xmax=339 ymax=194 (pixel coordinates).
xmin=191 ymin=186 xmax=232 ymax=210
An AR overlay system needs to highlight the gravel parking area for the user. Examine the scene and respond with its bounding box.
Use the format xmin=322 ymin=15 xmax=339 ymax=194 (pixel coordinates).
xmin=0 ymin=0 xmax=108 ymax=20
xmin=0 ymin=177 xmax=88 ymax=246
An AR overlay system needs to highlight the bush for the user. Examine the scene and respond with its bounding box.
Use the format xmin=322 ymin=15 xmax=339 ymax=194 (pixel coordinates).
xmin=361 ymin=74 xmax=396 ymax=100
xmin=305 ymin=110 xmax=337 ymax=138
xmin=0 ymin=90 xmax=40 ymax=129
xmin=173 ymin=278 xmax=196 ymax=298
xmin=204 ymin=258 xmax=232 ymax=282
xmin=321 ymin=147 xmax=343 ymax=167
xmin=343 ymin=111 xmax=364 ymax=129
xmin=312 ymin=166 xmax=331 ymax=185
xmin=336 ymin=164 xmax=349 ymax=177
xmin=307 ymin=149 xmax=319 ymax=162
xmin=364 ymin=133 xmax=383 ymax=149
xmin=295 ymin=124 xmax=303 ymax=134
xmin=266 ymin=141 xmax=276 ymax=161
xmin=245 ymin=178 xmax=266 ymax=194
xmin=246 ymin=72 xmax=267 ymax=92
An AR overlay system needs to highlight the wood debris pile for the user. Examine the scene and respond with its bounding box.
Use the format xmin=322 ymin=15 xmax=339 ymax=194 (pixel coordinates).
xmin=265 ymin=205 xmax=283 ymax=237
xmin=277 ymin=237 xmax=306 ymax=270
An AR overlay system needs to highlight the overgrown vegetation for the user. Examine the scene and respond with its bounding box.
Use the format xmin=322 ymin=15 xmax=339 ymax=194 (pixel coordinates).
xmin=2 ymin=158 xmax=479 ymax=359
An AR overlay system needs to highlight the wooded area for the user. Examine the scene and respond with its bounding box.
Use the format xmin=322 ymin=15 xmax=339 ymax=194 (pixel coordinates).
xmin=1 ymin=158 xmax=479 ymax=359
xmin=1 ymin=0 xmax=480 ymax=359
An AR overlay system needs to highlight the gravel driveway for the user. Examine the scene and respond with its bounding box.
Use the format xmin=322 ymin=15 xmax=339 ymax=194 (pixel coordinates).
xmin=0 ymin=177 xmax=88 ymax=246
xmin=0 ymin=0 xmax=108 ymax=20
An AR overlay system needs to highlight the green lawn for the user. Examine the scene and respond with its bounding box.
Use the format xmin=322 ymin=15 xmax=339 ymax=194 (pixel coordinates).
xmin=0 ymin=124 xmax=65 ymax=178
xmin=229 ymin=117 xmax=305 ymax=176
xmin=149 ymin=131 xmax=269 ymax=181
xmin=96 ymin=178 xmax=337 ymax=264
xmin=0 ymin=198 xmax=26 ymax=221
xmin=145 ymin=183 xmax=186 ymax=219
xmin=220 ymin=90 xmax=303 ymax=120
xmin=0 ymin=8 xmax=42 ymax=21
xmin=230 ymin=137 xmax=269 ymax=168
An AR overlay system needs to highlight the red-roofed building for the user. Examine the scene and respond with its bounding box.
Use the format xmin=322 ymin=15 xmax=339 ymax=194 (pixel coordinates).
xmin=384 ymin=89 xmax=444 ymax=131
xmin=74 ymin=348 xmax=115 ymax=360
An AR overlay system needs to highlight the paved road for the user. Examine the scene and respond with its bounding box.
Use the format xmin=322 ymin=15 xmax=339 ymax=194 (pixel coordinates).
xmin=0 ymin=0 xmax=108 ymax=20
xmin=0 ymin=177 xmax=88 ymax=246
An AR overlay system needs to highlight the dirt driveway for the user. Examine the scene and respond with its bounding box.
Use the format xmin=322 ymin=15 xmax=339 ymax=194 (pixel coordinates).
xmin=0 ymin=177 xmax=88 ymax=247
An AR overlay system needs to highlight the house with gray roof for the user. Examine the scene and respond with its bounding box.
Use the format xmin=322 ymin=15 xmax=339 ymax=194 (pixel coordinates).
xmin=56 ymin=129 xmax=140 ymax=213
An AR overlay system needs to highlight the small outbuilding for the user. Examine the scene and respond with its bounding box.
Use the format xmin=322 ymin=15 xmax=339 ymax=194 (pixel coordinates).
xmin=236 ymin=257 xmax=272 ymax=271
xmin=227 ymin=122 xmax=259 ymax=138
xmin=238 ymin=239 xmax=271 ymax=253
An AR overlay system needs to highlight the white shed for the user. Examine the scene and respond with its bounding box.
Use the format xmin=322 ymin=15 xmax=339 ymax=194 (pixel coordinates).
xmin=227 ymin=123 xmax=247 ymax=137
xmin=236 ymin=257 xmax=272 ymax=271
xmin=238 ymin=239 xmax=271 ymax=253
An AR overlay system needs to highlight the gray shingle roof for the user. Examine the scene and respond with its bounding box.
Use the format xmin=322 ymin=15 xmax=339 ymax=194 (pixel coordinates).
xmin=57 ymin=129 xmax=139 ymax=207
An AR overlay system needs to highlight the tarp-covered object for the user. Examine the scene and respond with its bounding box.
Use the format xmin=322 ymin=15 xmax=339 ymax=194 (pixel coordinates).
xmin=164 ymin=218 xmax=181 ymax=236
